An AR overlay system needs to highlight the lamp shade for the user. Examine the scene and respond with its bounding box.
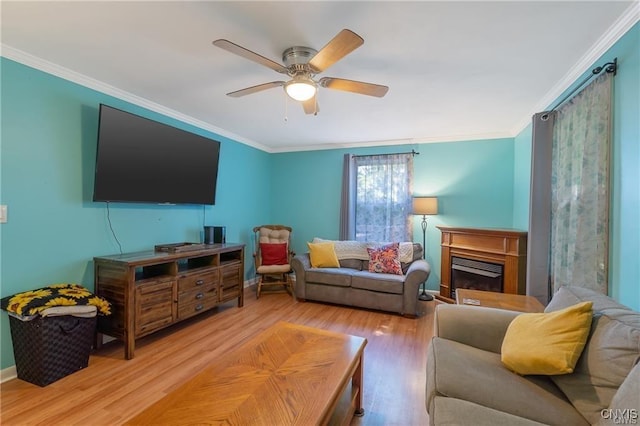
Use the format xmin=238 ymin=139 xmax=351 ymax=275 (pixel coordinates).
xmin=413 ymin=197 xmax=438 ymax=215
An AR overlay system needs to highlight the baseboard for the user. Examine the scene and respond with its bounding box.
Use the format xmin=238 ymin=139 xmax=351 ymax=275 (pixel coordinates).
xmin=1 ymin=365 xmax=17 ymax=383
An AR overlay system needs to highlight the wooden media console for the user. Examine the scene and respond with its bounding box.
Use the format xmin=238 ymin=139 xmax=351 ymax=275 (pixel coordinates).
xmin=94 ymin=243 xmax=244 ymax=359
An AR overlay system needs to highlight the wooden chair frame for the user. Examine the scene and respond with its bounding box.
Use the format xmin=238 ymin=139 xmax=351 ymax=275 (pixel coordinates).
xmin=253 ymin=225 xmax=294 ymax=298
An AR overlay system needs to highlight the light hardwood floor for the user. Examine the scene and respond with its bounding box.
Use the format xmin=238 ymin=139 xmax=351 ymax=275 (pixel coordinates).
xmin=1 ymin=287 xmax=436 ymax=425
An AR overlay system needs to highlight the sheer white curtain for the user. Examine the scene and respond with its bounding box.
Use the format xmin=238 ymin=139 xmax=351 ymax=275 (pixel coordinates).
xmin=351 ymin=153 xmax=413 ymax=242
xmin=550 ymin=72 xmax=612 ymax=294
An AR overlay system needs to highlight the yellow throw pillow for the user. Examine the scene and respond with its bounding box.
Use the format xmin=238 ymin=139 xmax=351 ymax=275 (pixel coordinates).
xmin=501 ymin=301 xmax=593 ymax=375
xmin=307 ymin=242 xmax=340 ymax=268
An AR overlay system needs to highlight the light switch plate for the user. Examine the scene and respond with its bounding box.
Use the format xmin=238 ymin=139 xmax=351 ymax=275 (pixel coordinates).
xmin=0 ymin=205 xmax=7 ymax=223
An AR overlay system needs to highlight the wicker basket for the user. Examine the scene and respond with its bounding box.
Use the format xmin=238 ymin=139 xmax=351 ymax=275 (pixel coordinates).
xmin=9 ymin=315 xmax=96 ymax=386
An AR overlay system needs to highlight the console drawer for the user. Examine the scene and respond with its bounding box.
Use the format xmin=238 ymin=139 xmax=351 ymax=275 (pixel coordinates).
xmin=178 ymin=285 xmax=217 ymax=304
xmin=178 ymin=298 xmax=217 ymax=320
xmin=178 ymin=271 xmax=218 ymax=292
xmin=178 ymin=283 xmax=217 ymax=320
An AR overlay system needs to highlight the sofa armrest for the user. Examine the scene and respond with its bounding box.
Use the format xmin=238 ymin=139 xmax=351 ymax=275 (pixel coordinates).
xmin=434 ymin=304 xmax=522 ymax=353
xmin=402 ymin=259 xmax=431 ymax=316
xmin=291 ymin=254 xmax=311 ymax=299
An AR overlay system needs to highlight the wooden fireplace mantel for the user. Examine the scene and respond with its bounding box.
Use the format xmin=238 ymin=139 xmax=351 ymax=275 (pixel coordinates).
xmin=437 ymin=226 xmax=528 ymax=303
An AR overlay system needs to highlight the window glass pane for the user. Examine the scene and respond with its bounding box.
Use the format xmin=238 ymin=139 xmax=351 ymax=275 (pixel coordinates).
xmin=354 ymin=154 xmax=412 ymax=242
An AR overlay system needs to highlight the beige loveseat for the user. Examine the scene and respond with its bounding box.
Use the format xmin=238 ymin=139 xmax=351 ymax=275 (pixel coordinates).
xmin=291 ymin=240 xmax=431 ymax=317
xmin=426 ymin=286 xmax=640 ymax=425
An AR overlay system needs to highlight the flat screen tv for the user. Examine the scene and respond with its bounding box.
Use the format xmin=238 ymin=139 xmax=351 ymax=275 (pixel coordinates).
xmin=93 ymin=104 xmax=221 ymax=205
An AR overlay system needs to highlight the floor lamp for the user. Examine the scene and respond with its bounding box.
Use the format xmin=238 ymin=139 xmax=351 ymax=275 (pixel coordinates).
xmin=412 ymin=197 xmax=438 ymax=301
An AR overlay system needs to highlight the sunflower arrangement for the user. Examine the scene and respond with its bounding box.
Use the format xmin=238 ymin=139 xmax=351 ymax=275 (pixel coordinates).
xmin=1 ymin=284 xmax=111 ymax=317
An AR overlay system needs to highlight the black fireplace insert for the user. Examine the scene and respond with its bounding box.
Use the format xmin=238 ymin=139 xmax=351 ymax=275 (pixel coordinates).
xmin=451 ymin=256 xmax=504 ymax=299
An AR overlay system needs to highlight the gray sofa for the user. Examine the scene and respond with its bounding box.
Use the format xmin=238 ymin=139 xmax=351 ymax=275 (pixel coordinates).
xmin=291 ymin=241 xmax=431 ymax=317
xmin=426 ymin=286 xmax=640 ymax=425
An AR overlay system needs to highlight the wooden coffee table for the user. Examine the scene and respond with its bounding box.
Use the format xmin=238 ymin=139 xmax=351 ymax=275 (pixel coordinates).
xmin=456 ymin=289 xmax=545 ymax=313
xmin=126 ymin=321 xmax=367 ymax=425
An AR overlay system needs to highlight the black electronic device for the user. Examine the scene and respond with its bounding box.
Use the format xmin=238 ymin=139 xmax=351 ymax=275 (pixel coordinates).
xmin=93 ymin=104 xmax=221 ymax=205
xmin=204 ymin=226 xmax=226 ymax=244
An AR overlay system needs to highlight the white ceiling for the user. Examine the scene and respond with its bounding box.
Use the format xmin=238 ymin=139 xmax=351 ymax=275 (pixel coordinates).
xmin=1 ymin=1 xmax=636 ymax=153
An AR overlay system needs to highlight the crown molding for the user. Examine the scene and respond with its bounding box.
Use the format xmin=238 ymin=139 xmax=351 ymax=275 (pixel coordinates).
xmin=511 ymin=2 xmax=640 ymax=136
xmin=271 ymin=131 xmax=513 ymax=154
xmin=0 ymin=45 xmax=273 ymax=153
xmin=271 ymin=138 xmax=414 ymax=154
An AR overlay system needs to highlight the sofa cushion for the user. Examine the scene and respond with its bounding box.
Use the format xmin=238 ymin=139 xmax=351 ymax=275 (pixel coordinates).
xmin=402 ymin=243 xmax=423 ymax=274
xmin=545 ymin=287 xmax=640 ymax=424
xmin=350 ymin=288 xmax=403 ymax=313
xmin=501 ymin=301 xmax=593 ymax=375
xmin=306 ymin=283 xmax=353 ymax=305
xmin=305 ymin=268 xmax=355 ymax=287
xmin=307 ymin=242 xmax=340 ymax=268
xmin=431 ymin=397 xmax=549 ymax=426
xmin=546 ymin=286 xmax=628 ymax=313
xmin=600 ymin=361 xmax=640 ymax=426
xmin=351 ymin=271 xmax=404 ymax=294
xmin=339 ymin=258 xmax=363 ymax=270
xmin=367 ymin=243 xmax=403 ymax=275
xmin=427 ymin=337 xmax=589 ymax=425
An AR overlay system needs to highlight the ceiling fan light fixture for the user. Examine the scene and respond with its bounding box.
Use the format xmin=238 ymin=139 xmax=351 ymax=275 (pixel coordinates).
xmin=284 ymin=78 xmax=316 ymax=101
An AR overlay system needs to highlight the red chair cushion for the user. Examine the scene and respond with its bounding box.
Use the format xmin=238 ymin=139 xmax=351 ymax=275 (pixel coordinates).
xmin=260 ymin=242 xmax=288 ymax=265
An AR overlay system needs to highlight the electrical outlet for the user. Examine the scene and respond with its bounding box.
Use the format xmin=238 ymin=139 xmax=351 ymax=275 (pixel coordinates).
xmin=0 ymin=205 xmax=7 ymax=223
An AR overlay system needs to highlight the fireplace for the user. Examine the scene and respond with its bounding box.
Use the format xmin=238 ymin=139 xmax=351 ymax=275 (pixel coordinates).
xmin=437 ymin=227 xmax=527 ymax=302
xmin=451 ymin=256 xmax=504 ymax=299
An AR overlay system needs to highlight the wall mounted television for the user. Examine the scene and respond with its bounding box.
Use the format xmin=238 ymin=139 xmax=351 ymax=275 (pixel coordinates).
xmin=93 ymin=104 xmax=221 ymax=205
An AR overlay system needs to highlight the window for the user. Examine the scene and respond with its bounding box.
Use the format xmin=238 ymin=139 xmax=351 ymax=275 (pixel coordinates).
xmin=341 ymin=153 xmax=413 ymax=242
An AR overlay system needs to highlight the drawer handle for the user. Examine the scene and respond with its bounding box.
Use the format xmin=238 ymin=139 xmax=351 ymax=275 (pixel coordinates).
xmin=196 ymin=279 xmax=205 ymax=286
xmin=195 ymin=304 xmax=204 ymax=311
xmin=195 ymin=293 xmax=204 ymax=299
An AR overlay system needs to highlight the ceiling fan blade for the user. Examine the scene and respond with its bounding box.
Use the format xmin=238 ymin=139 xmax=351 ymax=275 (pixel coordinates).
xmin=227 ymin=81 xmax=285 ymax=97
xmin=302 ymin=96 xmax=319 ymax=115
xmin=213 ymin=39 xmax=288 ymax=74
xmin=319 ymin=77 xmax=389 ymax=97
xmin=308 ymin=29 xmax=364 ymax=73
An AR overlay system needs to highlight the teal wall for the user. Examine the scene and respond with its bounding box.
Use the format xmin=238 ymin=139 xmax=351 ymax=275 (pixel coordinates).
xmin=512 ymin=23 xmax=640 ymax=310
xmin=271 ymin=138 xmax=516 ymax=292
xmin=0 ymin=58 xmax=272 ymax=369
xmin=512 ymin=124 xmax=532 ymax=230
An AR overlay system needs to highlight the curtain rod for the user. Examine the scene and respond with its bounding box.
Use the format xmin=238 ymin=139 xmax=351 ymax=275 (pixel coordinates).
xmin=353 ymin=149 xmax=419 ymax=158
xmin=542 ymin=58 xmax=617 ymax=119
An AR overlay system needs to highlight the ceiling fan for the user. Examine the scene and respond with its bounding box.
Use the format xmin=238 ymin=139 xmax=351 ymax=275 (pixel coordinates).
xmin=212 ymin=29 xmax=389 ymax=115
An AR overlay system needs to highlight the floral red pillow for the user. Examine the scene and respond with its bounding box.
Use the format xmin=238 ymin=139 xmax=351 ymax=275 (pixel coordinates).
xmin=367 ymin=243 xmax=402 ymax=275
xmin=260 ymin=242 xmax=288 ymax=265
